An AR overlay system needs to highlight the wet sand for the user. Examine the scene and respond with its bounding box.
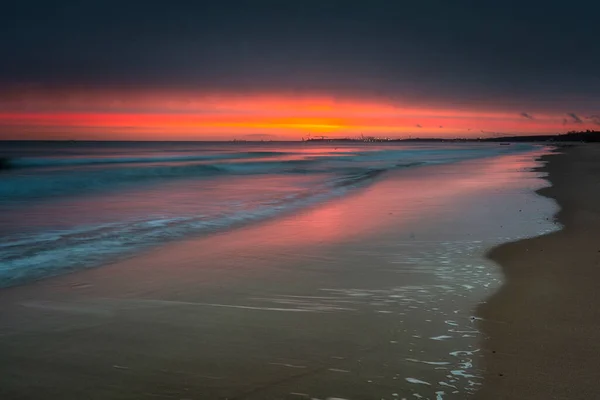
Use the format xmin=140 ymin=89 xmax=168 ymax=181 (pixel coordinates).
xmin=0 ymin=151 xmax=556 ymax=400
xmin=478 ymin=144 xmax=600 ymax=399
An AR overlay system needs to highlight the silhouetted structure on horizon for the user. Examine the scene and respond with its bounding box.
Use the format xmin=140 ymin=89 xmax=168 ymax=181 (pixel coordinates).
xmin=303 ymin=130 xmax=600 ymax=143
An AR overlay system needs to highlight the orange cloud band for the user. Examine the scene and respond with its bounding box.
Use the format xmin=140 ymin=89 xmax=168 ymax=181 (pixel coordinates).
xmin=0 ymin=93 xmax=589 ymax=140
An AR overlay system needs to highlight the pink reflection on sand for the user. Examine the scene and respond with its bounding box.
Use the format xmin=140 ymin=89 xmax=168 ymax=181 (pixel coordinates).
xmin=16 ymin=150 xmax=543 ymax=298
xmin=1 ymin=149 xmax=546 ymax=302
xmin=238 ymin=151 xmax=544 ymax=248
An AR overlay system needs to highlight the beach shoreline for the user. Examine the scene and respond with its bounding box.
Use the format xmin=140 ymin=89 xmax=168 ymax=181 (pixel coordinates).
xmin=0 ymin=148 xmax=557 ymax=399
xmin=477 ymin=144 xmax=600 ymax=399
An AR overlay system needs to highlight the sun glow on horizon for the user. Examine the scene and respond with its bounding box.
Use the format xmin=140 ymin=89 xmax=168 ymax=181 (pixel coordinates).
xmin=0 ymin=91 xmax=588 ymax=140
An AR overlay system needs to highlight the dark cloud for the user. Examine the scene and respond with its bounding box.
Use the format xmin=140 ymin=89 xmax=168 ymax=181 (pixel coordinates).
xmin=0 ymin=0 xmax=599 ymax=112
xmin=416 ymin=124 xmax=422 ymax=128
xmin=520 ymin=112 xmax=534 ymax=120
xmin=567 ymin=113 xmax=584 ymax=124
xmin=586 ymin=115 xmax=600 ymax=126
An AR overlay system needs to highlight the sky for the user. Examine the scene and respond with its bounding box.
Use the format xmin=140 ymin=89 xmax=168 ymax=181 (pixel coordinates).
xmin=1 ymin=0 xmax=599 ymax=140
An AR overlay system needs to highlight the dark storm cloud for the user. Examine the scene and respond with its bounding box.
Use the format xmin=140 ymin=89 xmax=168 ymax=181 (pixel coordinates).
xmin=567 ymin=113 xmax=584 ymax=124
xmin=1 ymin=0 xmax=599 ymax=111
xmin=520 ymin=112 xmax=534 ymax=120
xmin=586 ymin=115 xmax=600 ymax=126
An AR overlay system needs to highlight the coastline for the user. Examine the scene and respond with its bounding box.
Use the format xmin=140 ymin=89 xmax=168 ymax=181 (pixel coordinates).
xmin=477 ymin=144 xmax=600 ymax=399
xmin=0 ymin=142 xmax=531 ymax=288
xmin=0 ymin=150 xmax=556 ymax=399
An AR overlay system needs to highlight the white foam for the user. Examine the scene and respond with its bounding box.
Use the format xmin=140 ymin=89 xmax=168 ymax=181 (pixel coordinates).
xmin=430 ymin=335 xmax=453 ymax=341
xmin=451 ymin=370 xmax=478 ymax=378
xmin=406 ymin=358 xmax=450 ymax=366
xmin=405 ymin=378 xmax=431 ymax=385
xmin=449 ymin=349 xmax=479 ymax=357
xmin=439 ymin=382 xmax=458 ymax=389
xmin=269 ymin=363 xmax=307 ymax=369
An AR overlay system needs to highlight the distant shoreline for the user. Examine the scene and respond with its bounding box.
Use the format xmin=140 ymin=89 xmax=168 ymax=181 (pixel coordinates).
xmin=303 ymin=130 xmax=600 ymax=143
xmin=0 ymin=130 xmax=598 ymax=143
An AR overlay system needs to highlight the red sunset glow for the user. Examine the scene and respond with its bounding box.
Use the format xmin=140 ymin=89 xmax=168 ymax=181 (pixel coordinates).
xmin=0 ymin=91 xmax=588 ymax=140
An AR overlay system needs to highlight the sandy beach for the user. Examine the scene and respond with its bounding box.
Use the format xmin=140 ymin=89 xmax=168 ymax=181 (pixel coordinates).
xmin=0 ymin=149 xmax=558 ymax=399
xmin=477 ymin=144 xmax=600 ymax=399
xmin=2 ymin=0 xmax=599 ymax=397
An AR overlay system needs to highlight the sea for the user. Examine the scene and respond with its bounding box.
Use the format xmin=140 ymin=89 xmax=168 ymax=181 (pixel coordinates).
xmin=0 ymin=140 xmax=563 ymax=399
xmin=0 ymin=141 xmax=537 ymax=287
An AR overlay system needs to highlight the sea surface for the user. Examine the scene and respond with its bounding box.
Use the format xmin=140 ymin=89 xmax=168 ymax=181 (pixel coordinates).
xmin=0 ymin=141 xmax=560 ymax=399
xmin=0 ymin=141 xmax=535 ymax=286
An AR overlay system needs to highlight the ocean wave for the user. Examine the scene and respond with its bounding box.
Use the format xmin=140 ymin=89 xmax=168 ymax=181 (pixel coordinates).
xmin=0 ymin=157 xmax=10 ymax=170
xmin=2 ymin=151 xmax=290 ymax=169
xmin=0 ymin=143 xmax=536 ymax=286
xmin=0 ymin=155 xmax=430 ymax=201
xmin=0 ymin=163 xmax=226 ymax=199
xmin=0 ymin=168 xmax=384 ymax=286
xmin=0 ymin=144 xmax=529 ymax=201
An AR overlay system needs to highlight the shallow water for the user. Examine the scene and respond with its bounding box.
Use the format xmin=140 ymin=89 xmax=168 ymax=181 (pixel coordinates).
xmin=0 ymin=147 xmax=558 ymax=399
xmin=0 ymin=141 xmax=535 ymax=286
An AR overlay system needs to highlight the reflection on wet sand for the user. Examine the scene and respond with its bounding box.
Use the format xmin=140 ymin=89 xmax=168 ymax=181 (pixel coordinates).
xmin=0 ymin=151 xmax=557 ymax=400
